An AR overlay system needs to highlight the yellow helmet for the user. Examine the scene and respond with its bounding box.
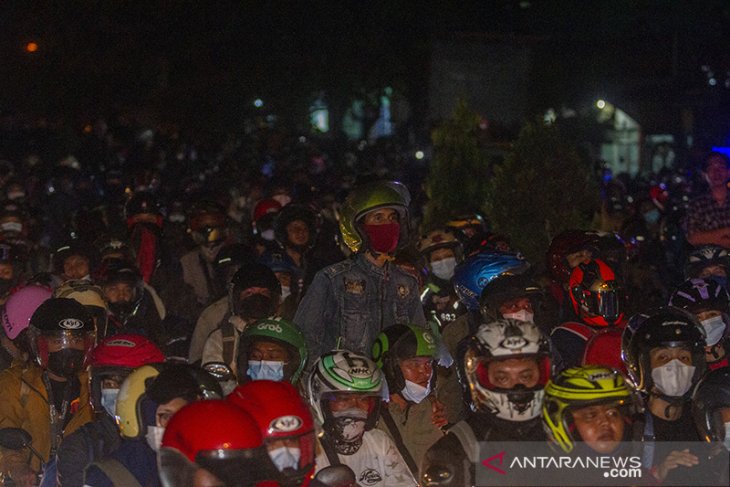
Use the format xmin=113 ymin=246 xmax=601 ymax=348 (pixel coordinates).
xmin=338 ymin=181 xmax=410 ymax=253
xmin=115 ymin=364 xmax=164 ymax=439
xmin=53 ymin=279 xmax=107 ymax=310
xmin=542 ymin=366 xmax=641 ymax=453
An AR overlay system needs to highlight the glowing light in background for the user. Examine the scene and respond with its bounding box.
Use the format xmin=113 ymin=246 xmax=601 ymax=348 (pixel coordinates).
xmin=596 ymin=99 xmax=606 ymax=109
xmin=253 ymin=98 xmax=263 ymax=108
xmin=25 ymin=42 xmax=38 ymax=53
xmin=415 ymin=150 xmax=425 ymax=160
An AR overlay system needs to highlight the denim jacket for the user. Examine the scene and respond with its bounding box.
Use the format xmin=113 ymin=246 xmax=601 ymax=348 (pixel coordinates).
xmin=294 ymin=253 xmax=426 ymax=361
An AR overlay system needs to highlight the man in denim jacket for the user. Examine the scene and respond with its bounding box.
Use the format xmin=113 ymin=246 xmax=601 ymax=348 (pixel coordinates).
xmin=294 ymin=181 xmax=426 ymax=360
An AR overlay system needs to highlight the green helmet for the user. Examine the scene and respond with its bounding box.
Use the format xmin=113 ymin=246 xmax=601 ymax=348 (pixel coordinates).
xmin=338 ymin=181 xmax=411 ymax=253
xmin=542 ymin=366 xmax=642 ymax=453
xmin=307 ymin=350 xmax=383 ymax=429
xmin=371 ymin=324 xmax=438 ymax=393
xmin=237 ymin=317 xmax=308 ymax=384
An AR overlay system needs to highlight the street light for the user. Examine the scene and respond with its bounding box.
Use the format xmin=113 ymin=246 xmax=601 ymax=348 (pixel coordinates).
xmin=596 ymin=99 xmax=606 ymax=109
xmin=25 ymin=41 xmax=39 ymax=53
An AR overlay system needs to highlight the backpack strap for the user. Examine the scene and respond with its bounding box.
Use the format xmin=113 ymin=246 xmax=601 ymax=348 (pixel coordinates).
xmin=380 ymin=407 xmax=419 ymax=477
xmin=320 ymin=434 xmax=342 ymax=467
xmin=88 ymin=458 xmax=143 ymax=487
xmin=221 ymin=319 xmax=237 ymax=367
xmin=447 ymin=420 xmax=479 ymax=464
xmin=552 ymin=321 xmax=596 ymax=341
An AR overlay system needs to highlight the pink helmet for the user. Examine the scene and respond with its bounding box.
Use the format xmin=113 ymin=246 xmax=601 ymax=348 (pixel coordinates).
xmin=2 ymin=285 xmax=53 ymax=340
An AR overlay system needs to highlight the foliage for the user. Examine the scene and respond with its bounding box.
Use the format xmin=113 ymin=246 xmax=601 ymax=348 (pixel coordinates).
xmin=485 ymin=119 xmax=599 ymax=266
xmin=423 ymin=101 xmax=492 ymax=228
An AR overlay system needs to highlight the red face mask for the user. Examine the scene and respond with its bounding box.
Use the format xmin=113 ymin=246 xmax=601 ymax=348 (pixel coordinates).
xmin=362 ymin=222 xmax=400 ymax=254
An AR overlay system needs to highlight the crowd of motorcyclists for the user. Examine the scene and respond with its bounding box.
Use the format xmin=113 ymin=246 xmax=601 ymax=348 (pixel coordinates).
xmin=0 ymin=115 xmax=730 ymax=486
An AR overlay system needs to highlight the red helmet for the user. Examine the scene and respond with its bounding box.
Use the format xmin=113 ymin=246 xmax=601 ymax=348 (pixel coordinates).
xmin=546 ymin=230 xmax=598 ymax=284
xmin=89 ymin=334 xmax=165 ymax=414
xmin=568 ymin=258 xmax=624 ymax=327
xmin=228 ymin=381 xmax=315 ymax=487
xmin=159 ymin=400 xmax=275 ymax=487
xmin=582 ymin=328 xmax=627 ymax=375
xmin=253 ymin=198 xmax=283 ymax=223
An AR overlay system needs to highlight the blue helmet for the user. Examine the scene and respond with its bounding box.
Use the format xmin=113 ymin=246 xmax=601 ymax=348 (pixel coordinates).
xmin=453 ymin=251 xmax=530 ymax=311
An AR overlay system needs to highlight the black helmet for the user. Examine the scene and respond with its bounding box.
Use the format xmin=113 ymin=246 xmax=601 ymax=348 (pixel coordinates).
xmin=146 ymin=364 xmax=223 ymax=404
xmin=692 ymin=366 xmax=730 ymax=447
xmin=273 ymin=204 xmax=318 ymax=249
xmin=228 ymin=263 xmax=281 ymax=317
xmin=479 ymin=273 xmax=542 ymax=322
xmin=685 ymin=245 xmax=730 ymax=280
xmin=622 ymin=307 xmax=706 ymax=394
xmin=29 ymin=297 xmax=94 ymax=333
xmin=51 ymin=241 xmax=97 ymax=276
xmin=669 ymin=278 xmax=730 ymax=315
xmin=124 ymin=191 xmax=161 ymax=219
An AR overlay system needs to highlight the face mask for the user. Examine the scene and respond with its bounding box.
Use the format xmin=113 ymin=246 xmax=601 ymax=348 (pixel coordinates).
xmin=238 ymin=294 xmax=273 ymax=321
xmin=101 ymin=388 xmax=119 ymax=418
xmin=724 ymin=422 xmax=730 ymax=451
xmin=401 ymin=379 xmax=431 ymax=404
xmin=7 ymin=192 xmax=25 ymax=201
xmin=47 ymin=348 xmax=86 ymax=378
xmin=651 ymin=358 xmax=696 ymax=397
xmin=502 ymin=309 xmax=534 ymax=323
xmin=643 ymin=208 xmax=660 ymax=224
xmin=109 ymin=301 xmax=136 ymax=322
xmin=701 ymin=315 xmax=727 ymax=346
xmin=331 ymin=408 xmax=368 ymax=454
xmin=146 ymin=425 xmax=165 ymax=452
xmin=247 ymin=360 xmax=285 ymax=381
xmin=261 ymin=229 xmax=276 ymax=241
xmin=362 ymin=222 xmax=400 ymax=254
xmin=0 ymin=277 xmax=14 ymax=295
xmin=168 ymin=212 xmax=185 ymax=223
xmin=431 ymin=257 xmax=457 ymax=280
xmin=280 ymin=286 xmax=291 ymax=301
xmin=269 ymin=446 xmax=301 ymax=472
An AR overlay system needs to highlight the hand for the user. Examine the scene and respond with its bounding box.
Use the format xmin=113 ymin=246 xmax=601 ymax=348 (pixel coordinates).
xmin=431 ymin=398 xmax=448 ymax=429
xmin=655 ymin=449 xmax=699 ymax=481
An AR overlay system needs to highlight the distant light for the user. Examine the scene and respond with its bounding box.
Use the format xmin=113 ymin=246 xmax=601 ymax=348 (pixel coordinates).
xmin=709 ymin=78 xmax=717 ymax=86
xmin=298 ymin=136 xmax=306 ymax=143
xmin=253 ymin=98 xmax=263 ymax=108
xmin=596 ymin=99 xmax=606 ymax=109
xmin=25 ymin=42 xmax=38 ymax=53
xmin=82 ymin=124 xmax=93 ymax=134
xmin=415 ymin=150 xmax=425 ymax=160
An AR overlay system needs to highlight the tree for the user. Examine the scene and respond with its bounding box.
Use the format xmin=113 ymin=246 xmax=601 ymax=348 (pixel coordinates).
xmin=485 ymin=119 xmax=599 ymax=266
xmin=423 ymin=101 xmax=491 ymax=228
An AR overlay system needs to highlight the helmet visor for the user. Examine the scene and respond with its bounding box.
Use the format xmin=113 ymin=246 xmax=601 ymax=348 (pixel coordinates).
xmin=474 ymin=354 xmax=551 ymax=392
xmin=585 ymin=281 xmax=622 ymax=321
xmin=196 ymin=448 xmax=272 ymax=486
xmin=322 ymin=392 xmax=379 ymax=415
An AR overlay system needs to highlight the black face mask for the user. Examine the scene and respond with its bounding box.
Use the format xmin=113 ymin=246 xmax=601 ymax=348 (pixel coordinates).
xmin=109 ymin=301 xmax=136 ymax=323
xmin=48 ymin=349 xmax=86 ymax=378
xmin=0 ymin=277 xmax=14 ymax=295
xmin=237 ymin=294 xmax=274 ymax=321
xmin=507 ymin=384 xmax=536 ymax=414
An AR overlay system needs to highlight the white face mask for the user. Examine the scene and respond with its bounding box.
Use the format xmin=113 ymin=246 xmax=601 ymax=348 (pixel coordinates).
xmin=247 ymin=360 xmax=285 ymax=381
xmin=724 ymin=422 xmax=730 ymax=451
xmin=502 ymin=309 xmax=534 ymax=323
xmin=261 ymin=229 xmax=276 ymax=241
xmin=280 ymin=286 xmax=291 ymax=302
xmin=0 ymin=221 xmax=22 ymax=234
xmin=272 ymin=194 xmax=292 ymax=207
xmin=146 ymin=425 xmax=165 ymax=452
xmin=701 ymin=315 xmax=726 ymax=346
xmin=100 ymin=388 xmax=119 ymax=418
xmin=401 ymin=379 xmax=431 ymax=404
xmin=651 ymin=359 xmax=696 ymax=397
xmin=430 ymin=257 xmax=457 ymax=281
xmin=269 ymin=446 xmax=301 ymax=471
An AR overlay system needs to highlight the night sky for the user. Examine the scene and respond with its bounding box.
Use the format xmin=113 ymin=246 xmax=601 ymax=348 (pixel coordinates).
xmin=2 ymin=1 xmax=730 ymax=135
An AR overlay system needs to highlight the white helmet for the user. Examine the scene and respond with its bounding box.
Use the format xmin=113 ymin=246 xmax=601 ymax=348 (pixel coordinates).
xmin=461 ymin=318 xmax=552 ymax=421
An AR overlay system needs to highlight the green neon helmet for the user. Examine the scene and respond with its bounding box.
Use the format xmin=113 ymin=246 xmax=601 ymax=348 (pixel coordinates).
xmin=307 ymin=350 xmax=383 ymax=429
xmin=338 ymin=181 xmax=411 ymax=253
xmin=238 ymin=317 xmax=308 ymax=384
xmin=371 ymin=324 xmax=437 ymax=393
